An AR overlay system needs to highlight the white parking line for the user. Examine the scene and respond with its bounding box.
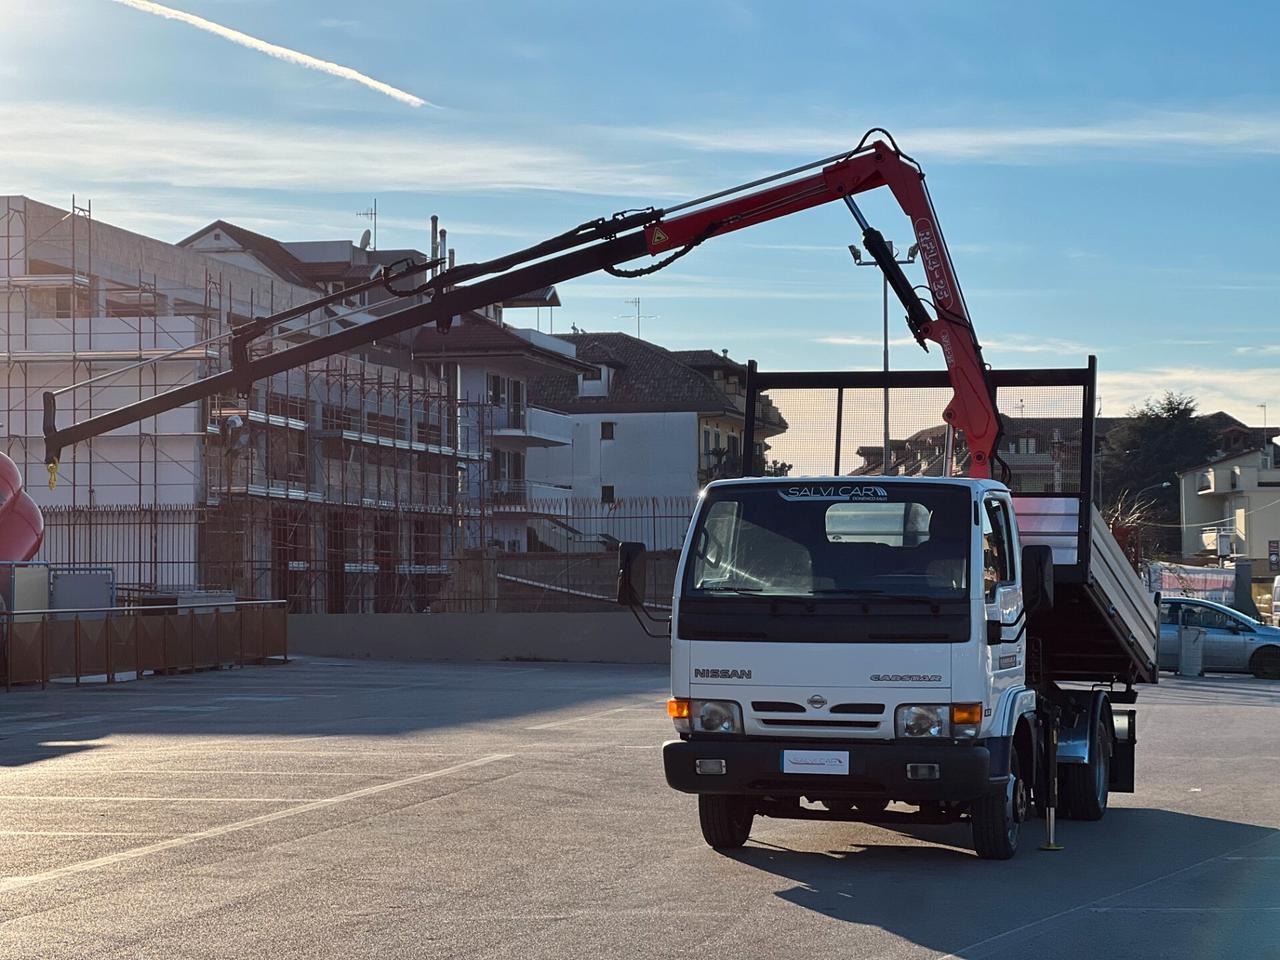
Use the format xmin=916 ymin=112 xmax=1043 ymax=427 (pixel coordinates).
xmin=526 ymin=706 xmax=652 ymax=730
xmin=0 ymin=754 xmax=510 ymax=893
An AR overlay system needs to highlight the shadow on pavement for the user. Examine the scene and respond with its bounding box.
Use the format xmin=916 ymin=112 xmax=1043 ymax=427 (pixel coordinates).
xmin=729 ymin=808 xmax=1278 ymax=958
xmin=0 ymin=659 xmax=668 ymax=768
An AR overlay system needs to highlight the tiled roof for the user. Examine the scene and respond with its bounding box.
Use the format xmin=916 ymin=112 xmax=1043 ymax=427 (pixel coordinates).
xmin=527 ymin=332 xmax=741 ymax=416
xmin=670 ymin=349 xmax=743 ymax=372
xmin=176 ymin=220 xmax=318 ymax=290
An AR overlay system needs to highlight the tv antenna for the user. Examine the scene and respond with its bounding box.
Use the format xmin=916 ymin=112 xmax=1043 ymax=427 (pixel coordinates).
xmin=619 ymin=298 xmax=659 ymax=337
xmin=356 ymin=199 xmax=378 ymax=250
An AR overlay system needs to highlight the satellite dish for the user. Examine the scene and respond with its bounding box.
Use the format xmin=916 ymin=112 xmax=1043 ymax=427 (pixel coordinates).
xmin=358 ymin=229 xmax=372 ymax=250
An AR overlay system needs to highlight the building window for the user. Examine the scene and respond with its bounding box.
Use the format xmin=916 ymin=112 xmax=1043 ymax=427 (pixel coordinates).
xmin=601 ymin=485 xmax=615 ymax=504
xmin=703 ymin=429 xmax=711 ymax=452
xmin=488 ymin=374 xmax=507 ymax=406
xmin=601 ymin=421 xmax=615 ymax=440
xmin=582 ymin=366 xmax=602 ymax=381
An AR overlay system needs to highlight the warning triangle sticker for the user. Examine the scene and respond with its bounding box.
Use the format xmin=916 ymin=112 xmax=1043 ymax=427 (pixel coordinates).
xmin=651 ymin=226 xmax=668 ymax=245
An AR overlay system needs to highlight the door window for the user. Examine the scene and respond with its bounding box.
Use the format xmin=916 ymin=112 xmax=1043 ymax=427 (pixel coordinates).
xmin=981 ymin=498 xmax=1015 ymax=602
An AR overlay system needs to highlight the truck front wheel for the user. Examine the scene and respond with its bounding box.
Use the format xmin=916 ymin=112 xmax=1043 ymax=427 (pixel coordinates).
xmin=698 ymin=795 xmax=754 ymax=849
xmin=971 ymin=748 xmax=1027 ymax=860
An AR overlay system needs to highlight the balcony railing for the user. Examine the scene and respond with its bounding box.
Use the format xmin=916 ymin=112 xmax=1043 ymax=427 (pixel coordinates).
xmin=486 ymin=478 xmax=572 ymax=508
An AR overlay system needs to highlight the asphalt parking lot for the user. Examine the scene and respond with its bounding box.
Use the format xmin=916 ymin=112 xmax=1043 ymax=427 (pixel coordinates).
xmin=1 ymin=659 xmax=1278 ymax=959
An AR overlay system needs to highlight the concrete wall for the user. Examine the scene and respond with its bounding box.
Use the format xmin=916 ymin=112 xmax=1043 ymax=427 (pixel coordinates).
xmin=288 ymin=611 xmax=669 ymax=664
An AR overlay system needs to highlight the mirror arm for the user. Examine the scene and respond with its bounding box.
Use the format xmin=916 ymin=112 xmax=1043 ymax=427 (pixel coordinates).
xmin=628 ymin=602 xmax=671 ymax=638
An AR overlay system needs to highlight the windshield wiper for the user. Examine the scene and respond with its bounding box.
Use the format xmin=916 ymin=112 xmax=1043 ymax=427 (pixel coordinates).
xmin=811 ymin=589 xmax=945 ymax=605
xmin=696 ymin=586 xmax=766 ymax=595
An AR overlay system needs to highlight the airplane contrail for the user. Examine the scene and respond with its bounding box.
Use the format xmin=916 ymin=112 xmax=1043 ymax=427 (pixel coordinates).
xmin=108 ymin=0 xmax=432 ymax=108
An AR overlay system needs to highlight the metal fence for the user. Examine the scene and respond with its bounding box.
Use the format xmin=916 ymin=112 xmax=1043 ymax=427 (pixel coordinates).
xmin=37 ymin=497 xmax=698 ymax=614
xmin=2 ymin=599 xmax=287 ymax=690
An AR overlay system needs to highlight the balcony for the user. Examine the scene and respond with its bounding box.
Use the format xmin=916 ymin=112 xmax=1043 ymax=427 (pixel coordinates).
xmin=486 ymin=478 xmax=572 ymax=511
xmin=488 ymin=404 xmax=571 ymax=448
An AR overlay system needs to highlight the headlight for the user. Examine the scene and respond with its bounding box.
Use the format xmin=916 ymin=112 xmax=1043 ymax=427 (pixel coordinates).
xmin=895 ymin=704 xmax=984 ymax=738
xmin=669 ymin=698 xmax=742 ymax=734
xmin=896 ymin=704 xmax=949 ymax=738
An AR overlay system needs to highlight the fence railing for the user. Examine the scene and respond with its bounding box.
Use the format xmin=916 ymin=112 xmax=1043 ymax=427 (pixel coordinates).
xmin=34 ymin=498 xmax=699 ymax=615
xmin=2 ymin=599 xmax=288 ymax=691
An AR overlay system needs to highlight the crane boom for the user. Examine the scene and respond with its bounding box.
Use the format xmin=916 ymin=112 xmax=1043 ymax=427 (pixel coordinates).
xmin=40 ymin=131 xmax=1003 ymax=481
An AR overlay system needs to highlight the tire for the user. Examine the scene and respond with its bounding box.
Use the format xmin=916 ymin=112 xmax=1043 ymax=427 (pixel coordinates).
xmin=1250 ymin=646 xmax=1280 ymax=680
xmin=855 ymin=798 xmax=890 ymax=814
xmin=698 ymin=795 xmax=754 ymax=849
xmin=1062 ymin=713 xmax=1111 ymax=821
xmin=971 ymin=747 xmax=1027 ymax=860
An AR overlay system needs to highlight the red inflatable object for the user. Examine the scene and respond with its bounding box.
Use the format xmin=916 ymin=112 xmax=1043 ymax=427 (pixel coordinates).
xmin=0 ymin=453 xmax=43 ymax=561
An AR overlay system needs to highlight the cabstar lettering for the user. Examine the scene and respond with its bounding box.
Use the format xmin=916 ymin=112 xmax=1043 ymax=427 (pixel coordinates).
xmin=870 ymin=674 xmax=944 ymax=682
xmin=778 ymin=484 xmax=888 ymax=502
xmin=694 ymin=668 xmax=752 ymax=680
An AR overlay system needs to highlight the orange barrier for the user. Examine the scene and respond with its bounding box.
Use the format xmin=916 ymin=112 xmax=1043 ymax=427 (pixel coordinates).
xmin=2 ymin=601 xmax=288 ymax=691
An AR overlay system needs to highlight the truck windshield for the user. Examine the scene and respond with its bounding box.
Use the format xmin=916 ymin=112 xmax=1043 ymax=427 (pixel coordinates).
xmin=684 ymin=483 xmax=970 ymax=600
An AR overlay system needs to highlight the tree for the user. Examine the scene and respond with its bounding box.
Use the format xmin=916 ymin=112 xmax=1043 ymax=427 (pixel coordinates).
xmin=1097 ymin=391 xmax=1219 ymax=557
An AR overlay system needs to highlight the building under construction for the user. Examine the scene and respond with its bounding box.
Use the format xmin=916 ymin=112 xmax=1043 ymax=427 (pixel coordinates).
xmin=1 ymin=195 xmax=617 ymax=612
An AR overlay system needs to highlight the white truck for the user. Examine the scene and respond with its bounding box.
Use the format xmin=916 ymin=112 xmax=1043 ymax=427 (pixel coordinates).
xmin=617 ymin=362 xmax=1159 ymax=859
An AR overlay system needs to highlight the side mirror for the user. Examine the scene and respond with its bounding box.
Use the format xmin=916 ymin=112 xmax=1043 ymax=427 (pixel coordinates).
xmin=1022 ymin=544 xmax=1054 ymax=616
xmin=616 ymin=541 xmax=648 ymax=607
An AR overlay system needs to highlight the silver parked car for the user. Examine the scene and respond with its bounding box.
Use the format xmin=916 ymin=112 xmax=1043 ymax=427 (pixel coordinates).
xmin=1159 ymin=598 xmax=1280 ymax=678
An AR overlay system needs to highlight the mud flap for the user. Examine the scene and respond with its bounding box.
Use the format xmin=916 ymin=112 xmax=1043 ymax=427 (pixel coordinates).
xmin=1109 ymin=708 xmax=1136 ymax=793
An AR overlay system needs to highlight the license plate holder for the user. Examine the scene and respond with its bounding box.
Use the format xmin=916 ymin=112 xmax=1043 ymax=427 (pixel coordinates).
xmin=782 ymin=749 xmax=850 ymax=776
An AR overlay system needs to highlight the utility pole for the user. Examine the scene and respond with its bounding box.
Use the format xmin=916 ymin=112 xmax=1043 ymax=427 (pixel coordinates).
xmin=849 ymin=241 xmax=918 ymax=473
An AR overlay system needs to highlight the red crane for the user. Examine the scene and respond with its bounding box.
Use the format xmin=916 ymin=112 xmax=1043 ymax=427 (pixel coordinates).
xmin=21 ymin=130 xmax=1004 ymax=562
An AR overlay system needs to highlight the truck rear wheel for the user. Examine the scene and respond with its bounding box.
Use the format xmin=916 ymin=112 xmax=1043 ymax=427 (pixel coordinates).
xmin=971 ymin=748 xmax=1026 ymax=860
xmin=1062 ymin=714 xmax=1111 ymax=821
xmin=698 ymin=795 xmax=754 ymax=849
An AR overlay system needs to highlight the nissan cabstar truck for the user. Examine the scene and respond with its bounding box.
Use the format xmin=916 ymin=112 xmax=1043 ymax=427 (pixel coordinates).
xmin=618 ymin=362 xmax=1159 ymax=860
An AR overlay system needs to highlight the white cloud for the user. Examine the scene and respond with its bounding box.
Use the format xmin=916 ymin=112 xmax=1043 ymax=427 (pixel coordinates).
xmin=615 ymin=111 xmax=1280 ymax=162
xmin=1098 ymin=367 xmax=1278 ymax=422
xmin=816 ymin=334 xmax=918 ymax=347
xmin=108 ymin=0 xmax=429 ymax=107
xmin=1 ymin=102 xmax=683 ymax=198
xmin=1235 ymin=345 xmax=1280 ymax=354
xmin=983 ymin=336 xmax=1098 ymax=355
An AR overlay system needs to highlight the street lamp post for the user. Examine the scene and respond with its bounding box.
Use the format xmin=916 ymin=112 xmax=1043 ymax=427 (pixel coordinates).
xmin=850 ymin=241 xmax=918 ymax=473
xmin=1134 ymin=480 xmax=1173 ymax=501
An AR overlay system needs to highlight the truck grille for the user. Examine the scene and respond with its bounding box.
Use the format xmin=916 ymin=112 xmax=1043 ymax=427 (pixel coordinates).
xmin=759 ymin=718 xmax=881 ymax=729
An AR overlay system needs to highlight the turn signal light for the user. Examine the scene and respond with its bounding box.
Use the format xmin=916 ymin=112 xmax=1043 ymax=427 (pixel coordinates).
xmin=951 ymin=703 xmax=983 ymax=725
xmin=668 ymin=698 xmax=691 ymax=719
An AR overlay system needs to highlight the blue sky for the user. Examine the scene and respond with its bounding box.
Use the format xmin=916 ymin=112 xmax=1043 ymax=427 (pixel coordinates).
xmin=4 ymin=0 xmax=1278 ymax=421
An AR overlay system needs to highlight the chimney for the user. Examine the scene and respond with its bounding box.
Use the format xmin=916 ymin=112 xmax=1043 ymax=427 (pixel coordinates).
xmin=430 ymin=215 xmax=439 ymax=274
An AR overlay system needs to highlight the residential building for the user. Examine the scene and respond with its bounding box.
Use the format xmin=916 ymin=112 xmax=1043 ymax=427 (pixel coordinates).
xmin=525 ymin=334 xmax=787 ymax=513
xmin=1178 ymin=440 xmax=1280 ymax=619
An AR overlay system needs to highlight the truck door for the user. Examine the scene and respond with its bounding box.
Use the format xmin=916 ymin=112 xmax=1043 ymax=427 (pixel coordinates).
xmin=982 ymin=496 xmax=1024 ymax=683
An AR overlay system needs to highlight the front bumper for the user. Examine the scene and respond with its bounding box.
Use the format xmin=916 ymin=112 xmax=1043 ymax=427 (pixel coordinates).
xmin=664 ymin=737 xmax=996 ymax=803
